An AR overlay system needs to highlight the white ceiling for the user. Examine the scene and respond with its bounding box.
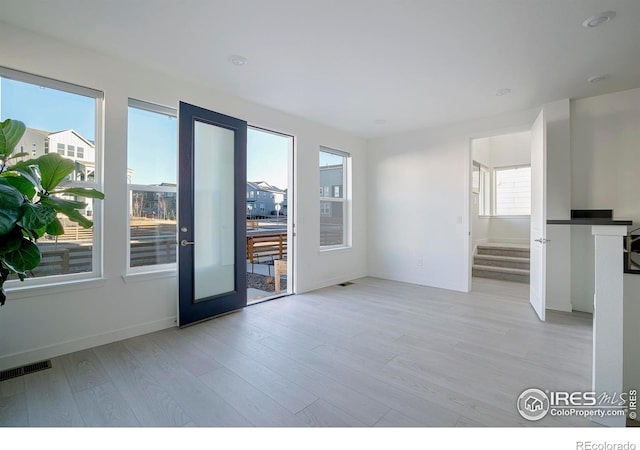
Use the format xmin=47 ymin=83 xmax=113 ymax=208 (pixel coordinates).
xmin=2 ymin=0 xmax=640 ymax=138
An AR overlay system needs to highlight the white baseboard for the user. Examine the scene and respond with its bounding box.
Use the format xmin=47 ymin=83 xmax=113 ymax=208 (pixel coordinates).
xmin=0 ymin=317 xmax=176 ymax=371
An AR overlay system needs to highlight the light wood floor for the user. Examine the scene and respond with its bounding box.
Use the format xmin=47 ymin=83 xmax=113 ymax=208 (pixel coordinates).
xmin=0 ymin=277 xmax=595 ymax=427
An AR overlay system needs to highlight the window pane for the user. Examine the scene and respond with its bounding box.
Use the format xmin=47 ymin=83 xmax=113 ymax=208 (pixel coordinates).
xmin=495 ymin=166 xmax=531 ymax=215
xmin=129 ymin=190 xmax=177 ymax=267
xmin=320 ymin=147 xmax=349 ymax=248
xmin=1 ymin=73 xmax=100 ymax=282
xmin=127 ymin=100 xmax=177 ymax=269
xmin=479 ymin=164 xmax=491 ymax=215
xmin=320 ymin=201 xmax=344 ymax=246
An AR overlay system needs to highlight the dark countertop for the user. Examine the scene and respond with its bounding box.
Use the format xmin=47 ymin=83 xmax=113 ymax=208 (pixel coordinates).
xmin=547 ymin=219 xmax=633 ymax=226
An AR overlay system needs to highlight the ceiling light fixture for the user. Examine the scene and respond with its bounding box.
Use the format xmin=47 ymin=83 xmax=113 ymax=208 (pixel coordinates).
xmin=587 ymin=74 xmax=610 ymax=83
xmin=228 ymin=55 xmax=248 ymax=66
xmin=495 ymin=88 xmax=512 ymax=96
xmin=582 ymin=11 xmax=616 ymax=28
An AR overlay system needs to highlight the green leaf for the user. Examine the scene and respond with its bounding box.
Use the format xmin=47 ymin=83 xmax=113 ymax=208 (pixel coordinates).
xmin=58 ymin=208 xmax=93 ymax=228
xmin=41 ymin=195 xmax=87 ymax=212
xmin=0 ymin=238 xmax=40 ymax=273
xmin=0 ymin=227 xmax=23 ymax=254
xmin=45 ymin=217 xmax=64 ymax=236
xmin=17 ymin=203 xmax=57 ymax=231
xmin=0 ymin=183 xmax=24 ymax=209
xmin=6 ymin=152 xmax=30 ymax=160
xmin=0 ymin=210 xmax=20 ymax=235
xmin=32 ymin=153 xmax=75 ymax=191
xmin=40 ymin=196 xmax=92 ymax=228
xmin=0 ymin=119 xmax=26 ymax=159
xmin=0 ymin=173 xmax=37 ymax=199
xmin=51 ymin=187 xmax=104 ymax=199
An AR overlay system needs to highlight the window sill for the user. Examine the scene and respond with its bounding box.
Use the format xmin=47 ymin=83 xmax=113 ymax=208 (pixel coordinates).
xmin=5 ymin=277 xmax=106 ymax=300
xmin=320 ymin=245 xmax=352 ymax=254
xmin=122 ymin=268 xmax=177 ymax=284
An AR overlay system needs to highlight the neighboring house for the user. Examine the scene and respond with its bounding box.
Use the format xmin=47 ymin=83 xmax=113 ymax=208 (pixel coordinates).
xmin=319 ymin=164 xmax=343 ymax=217
xmin=13 ymin=127 xmax=97 ymax=217
xmin=246 ymin=181 xmax=287 ymax=218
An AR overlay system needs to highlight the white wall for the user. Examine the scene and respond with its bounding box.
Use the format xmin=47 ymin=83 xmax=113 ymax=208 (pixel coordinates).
xmin=571 ymin=88 xmax=640 ymax=313
xmin=570 ymin=88 xmax=640 ymax=392
xmin=0 ymin=23 xmax=368 ymax=370
xmin=368 ymin=110 xmax=538 ymax=292
xmin=471 ymin=131 xmax=531 ymax=247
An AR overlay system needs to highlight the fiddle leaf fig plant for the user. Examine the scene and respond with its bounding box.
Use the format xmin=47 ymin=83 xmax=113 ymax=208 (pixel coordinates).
xmin=0 ymin=118 xmax=104 ymax=306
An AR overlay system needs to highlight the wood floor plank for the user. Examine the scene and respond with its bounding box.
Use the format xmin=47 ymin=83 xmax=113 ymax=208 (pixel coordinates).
xmin=0 ymin=377 xmax=24 ymax=398
xmin=296 ymin=399 xmax=366 ymax=426
xmin=122 ymin=332 xmax=252 ymax=426
xmin=187 ymin=328 xmax=318 ymax=414
xmin=24 ymin=363 xmax=84 ymax=426
xmin=58 ymin=348 xmax=111 ymax=393
xmin=216 ymin=333 xmax=391 ymax=426
xmin=260 ymin=334 xmax=462 ymax=426
xmin=73 ymin=382 xmax=140 ymax=426
xmin=0 ymin=393 xmax=29 ymax=427
xmin=93 ymin=341 xmax=191 ymax=426
xmin=143 ymin=328 xmax=224 ymax=377
xmin=198 ymin=367 xmax=307 ymax=427
xmin=374 ymin=409 xmax=423 ymax=427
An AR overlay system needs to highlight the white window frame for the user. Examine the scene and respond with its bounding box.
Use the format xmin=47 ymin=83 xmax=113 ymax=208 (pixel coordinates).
xmin=319 ymin=146 xmax=351 ymax=251
xmin=493 ymin=164 xmax=531 ymax=217
xmin=126 ymin=98 xmax=177 ymax=275
xmin=1 ymin=66 xmax=104 ymax=289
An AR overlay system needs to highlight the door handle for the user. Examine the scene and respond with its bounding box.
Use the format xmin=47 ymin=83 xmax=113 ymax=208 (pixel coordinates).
xmin=534 ymin=238 xmax=551 ymax=244
xmin=180 ymin=240 xmax=195 ymax=246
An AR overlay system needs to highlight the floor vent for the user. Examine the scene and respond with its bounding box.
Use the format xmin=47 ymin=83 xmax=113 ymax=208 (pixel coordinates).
xmin=0 ymin=360 xmax=52 ymax=382
xmin=338 ymin=281 xmax=354 ymax=287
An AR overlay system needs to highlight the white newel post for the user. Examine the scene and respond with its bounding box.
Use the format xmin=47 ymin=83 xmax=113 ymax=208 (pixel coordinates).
xmin=591 ymin=225 xmax=626 ymax=427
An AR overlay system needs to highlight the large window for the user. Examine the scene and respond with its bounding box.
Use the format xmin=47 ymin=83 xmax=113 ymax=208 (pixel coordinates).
xmin=0 ymin=67 xmax=103 ymax=284
xmin=320 ymin=147 xmax=350 ymax=249
xmin=127 ymin=99 xmax=177 ymax=271
xmin=495 ymin=165 xmax=531 ymax=216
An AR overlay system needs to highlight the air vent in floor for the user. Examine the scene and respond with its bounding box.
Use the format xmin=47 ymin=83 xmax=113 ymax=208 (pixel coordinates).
xmin=0 ymin=360 xmax=52 ymax=382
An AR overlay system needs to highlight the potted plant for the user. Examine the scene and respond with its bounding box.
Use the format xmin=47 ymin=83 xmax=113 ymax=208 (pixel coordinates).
xmin=0 ymin=118 xmax=104 ymax=305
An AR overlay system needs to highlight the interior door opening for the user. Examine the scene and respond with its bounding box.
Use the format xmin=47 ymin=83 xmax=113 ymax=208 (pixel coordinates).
xmin=469 ymin=131 xmax=532 ymax=289
xmin=246 ymin=126 xmax=294 ymax=304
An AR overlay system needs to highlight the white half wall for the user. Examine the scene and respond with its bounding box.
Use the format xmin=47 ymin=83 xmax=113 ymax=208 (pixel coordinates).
xmin=0 ymin=23 xmax=368 ymax=370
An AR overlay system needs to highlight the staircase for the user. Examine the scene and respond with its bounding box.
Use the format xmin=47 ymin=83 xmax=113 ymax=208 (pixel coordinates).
xmin=473 ymin=243 xmax=530 ymax=283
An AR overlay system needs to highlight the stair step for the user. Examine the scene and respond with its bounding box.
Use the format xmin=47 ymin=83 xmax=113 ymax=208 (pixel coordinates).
xmin=472 ymin=264 xmax=530 ymax=284
xmin=477 ymin=245 xmax=530 ymax=258
xmin=474 ymin=254 xmax=530 ymax=270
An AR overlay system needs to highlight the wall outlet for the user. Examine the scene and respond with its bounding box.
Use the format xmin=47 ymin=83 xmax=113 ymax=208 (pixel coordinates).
xmin=417 ymin=258 xmax=424 ymax=267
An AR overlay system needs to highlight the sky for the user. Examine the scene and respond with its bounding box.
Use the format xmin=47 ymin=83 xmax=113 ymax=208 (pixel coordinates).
xmin=1 ymin=77 xmax=291 ymax=188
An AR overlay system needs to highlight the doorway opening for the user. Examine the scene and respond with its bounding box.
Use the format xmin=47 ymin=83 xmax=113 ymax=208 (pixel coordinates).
xmin=246 ymin=127 xmax=294 ymax=304
xmin=470 ymin=131 xmax=532 ymax=294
